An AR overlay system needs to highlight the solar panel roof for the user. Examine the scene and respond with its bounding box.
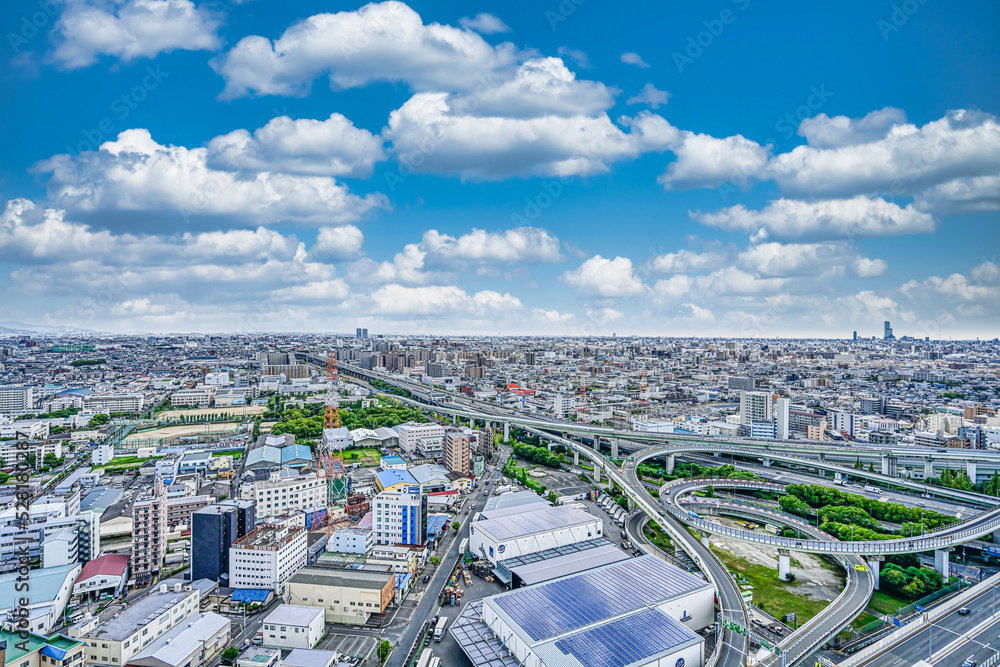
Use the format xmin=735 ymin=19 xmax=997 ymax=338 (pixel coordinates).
xmin=543 ymin=608 xmax=699 ymax=667
xmin=491 ymin=555 xmax=709 ymax=641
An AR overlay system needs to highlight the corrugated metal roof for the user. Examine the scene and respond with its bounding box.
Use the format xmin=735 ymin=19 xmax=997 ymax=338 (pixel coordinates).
xmin=473 ymin=505 xmax=595 ymax=541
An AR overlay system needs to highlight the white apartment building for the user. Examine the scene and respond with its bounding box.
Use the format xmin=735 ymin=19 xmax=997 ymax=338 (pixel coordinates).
xmin=0 ymin=419 xmax=51 ymax=441
xmin=0 ymin=439 xmax=61 ymax=466
xmin=397 ymin=422 xmax=445 ymax=453
xmin=91 ymin=443 xmax=115 ymax=466
xmin=260 ymin=605 xmax=324 ymax=650
xmin=204 ymin=372 xmax=231 ymax=386
xmin=68 ymin=584 xmax=200 ymax=667
xmin=229 ymin=525 xmax=308 ymax=592
xmin=83 ymin=393 xmax=145 ymax=414
xmin=170 ymin=387 xmax=215 ymax=408
xmin=41 ymin=395 xmax=84 ymax=412
xmin=132 ymin=479 xmax=168 ymax=581
xmin=239 ymin=470 xmax=327 ymax=519
xmin=0 ymin=385 xmax=33 ymax=415
xmin=372 ymin=487 xmax=427 ymax=546
xmin=329 ymin=528 xmax=373 ymax=555
xmin=739 ymin=391 xmax=774 ymax=424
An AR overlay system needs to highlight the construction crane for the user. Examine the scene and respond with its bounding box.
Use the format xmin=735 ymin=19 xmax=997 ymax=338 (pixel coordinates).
xmin=318 ymin=350 xmax=348 ymax=534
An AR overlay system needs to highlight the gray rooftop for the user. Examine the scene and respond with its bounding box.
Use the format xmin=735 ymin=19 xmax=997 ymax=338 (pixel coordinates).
xmin=263 ymin=604 xmax=323 ymax=627
xmin=282 ymin=649 xmax=340 ymax=667
xmin=473 ymin=505 xmax=596 ymax=541
xmin=507 ymin=543 xmax=630 ymax=587
xmin=74 ymin=588 xmax=196 ymax=641
xmin=130 ymin=612 xmax=230 ymax=667
xmin=288 ymin=567 xmax=391 ymax=590
xmin=483 ymin=491 xmax=549 ymax=513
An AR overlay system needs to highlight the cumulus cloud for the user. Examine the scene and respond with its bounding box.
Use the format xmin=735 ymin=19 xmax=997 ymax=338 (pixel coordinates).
xmin=533 ymin=308 xmax=574 ymax=323
xmin=914 ymin=174 xmax=1000 ymax=215
xmin=626 ymin=83 xmax=670 ymax=109
xmin=737 ymin=242 xmax=885 ymax=278
xmin=211 ymin=1 xmax=518 ymax=99
xmin=584 ymin=305 xmax=623 ymax=324
xmin=767 ymin=109 xmax=1000 ymax=198
xmin=311 ymin=226 xmax=365 ymax=260
xmin=649 ymin=249 xmax=726 ymax=273
xmin=561 ymin=255 xmax=647 ymax=297
xmin=658 ymin=132 xmax=770 ymax=190
xmin=370 ymin=284 xmax=522 ymax=316
xmin=385 ymin=93 xmax=675 ymax=179
xmin=620 ymin=52 xmax=649 ymax=68
xmin=852 ymin=256 xmax=888 ymax=278
xmin=207 ymin=113 xmax=386 ymax=177
xmin=900 ymin=261 xmax=1000 ymax=316
xmin=33 ymin=129 xmax=388 ymax=228
xmin=692 ymin=196 xmax=936 ymax=239
xmin=557 ymin=46 xmax=592 ymax=68
xmin=458 ymin=13 xmax=510 ymax=34
xmin=797 ymin=107 xmax=907 ymax=148
xmin=48 ymin=0 xmax=221 ymax=69
xmin=422 ymin=227 xmax=563 ymax=264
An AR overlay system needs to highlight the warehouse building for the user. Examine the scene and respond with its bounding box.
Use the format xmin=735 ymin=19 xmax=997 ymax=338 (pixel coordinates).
xmin=452 ymin=556 xmax=713 ymax=667
xmin=260 ymin=605 xmax=324 ymax=649
xmin=494 ymin=538 xmax=629 ymax=589
xmin=468 ymin=505 xmax=603 ymax=564
xmin=285 ymin=567 xmax=394 ymax=625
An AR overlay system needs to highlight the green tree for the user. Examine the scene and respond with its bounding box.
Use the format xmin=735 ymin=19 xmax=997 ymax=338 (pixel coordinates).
xmin=222 ymin=647 xmax=240 ymax=664
xmin=429 ymin=556 xmax=441 ymax=566
xmin=868 ymin=461 xmax=875 ymax=473
xmin=854 ymin=457 xmax=862 ymax=470
xmin=377 ymin=640 xmax=393 ymax=665
xmin=452 ymin=521 xmax=460 ymax=531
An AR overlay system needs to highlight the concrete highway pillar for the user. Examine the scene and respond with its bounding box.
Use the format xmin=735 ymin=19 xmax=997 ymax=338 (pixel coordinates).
xmin=967 ymin=461 xmax=978 ymax=484
xmin=869 ymin=557 xmax=882 ymax=591
xmin=469 ymin=416 xmax=474 ymax=428
xmin=934 ymin=549 xmax=950 ymax=580
xmin=607 ymin=477 xmax=613 ymax=492
xmin=611 ymin=439 xmax=619 ymax=460
xmin=452 ymin=415 xmax=457 ymax=424
xmin=881 ymin=455 xmax=898 ymax=477
xmin=547 ymin=442 xmax=555 ymax=451
xmin=503 ymin=422 xmax=510 ymax=441
xmin=594 ymin=466 xmax=601 ymax=483
xmin=701 ymin=534 xmax=710 ymax=548
xmin=924 ymin=459 xmax=934 ymax=480
xmin=573 ymin=451 xmax=579 ymax=466
xmin=593 ymin=435 xmax=601 ymax=451
xmin=666 ymin=454 xmax=675 ymax=475
xmin=761 ymin=458 xmax=772 ymax=468
xmin=818 ymin=452 xmax=826 ymax=462
xmin=778 ymin=550 xmax=791 ymax=581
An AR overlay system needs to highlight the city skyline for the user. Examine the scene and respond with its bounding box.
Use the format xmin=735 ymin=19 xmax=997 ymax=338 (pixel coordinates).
xmin=1 ymin=0 xmax=998 ymax=337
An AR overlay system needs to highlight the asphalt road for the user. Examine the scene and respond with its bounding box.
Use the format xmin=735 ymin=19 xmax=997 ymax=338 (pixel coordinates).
xmin=866 ymin=584 xmax=1000 ymax=666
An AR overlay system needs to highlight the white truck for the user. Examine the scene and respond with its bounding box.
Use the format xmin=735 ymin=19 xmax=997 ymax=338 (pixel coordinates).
xmin=864 ymin=485 xmax=881 ymax=494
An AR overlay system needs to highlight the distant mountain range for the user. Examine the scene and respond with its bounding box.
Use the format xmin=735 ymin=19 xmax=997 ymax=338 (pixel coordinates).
xmin=0 ymin=321 xmax=97 ymax=335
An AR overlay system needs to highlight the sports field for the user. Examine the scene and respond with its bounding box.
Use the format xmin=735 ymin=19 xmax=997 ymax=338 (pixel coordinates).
xmin=124 ymin=422 xmax=243 ymax=442
xmin=158 ymin=406 xmax=266 ymax=420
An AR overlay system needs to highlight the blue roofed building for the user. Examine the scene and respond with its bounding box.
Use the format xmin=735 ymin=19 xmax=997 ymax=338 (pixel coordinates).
xmin=373 ymin=468 xmax=418 ymax=492
xmin=281 ymin=444 xmax=314 ymax=469
xmin=0 ymin=563 xmax=82 ymax=634
xmin=451 ymin=555 xmax=713 ymax=667
xmin=0 ymin=629 xmax=85 ymax=667
xmin=245 ymin=446 xmax=282 ymax=471
xmin=379 ymin=455 xmax=407 ymax=470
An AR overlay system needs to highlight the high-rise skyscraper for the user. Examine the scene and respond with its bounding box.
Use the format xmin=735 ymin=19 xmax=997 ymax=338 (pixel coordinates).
xmin=884 ymin=320 xmax=894 ymax=339
xmin=853 ymin=331 xmax=857 ymax=340
xmin=739 ymin=391 xmax=773 ymax=424
xmin=132 ymin=477 xmax=168 ymax=583
xmin=356 ymin=328 xmax=362 ymax=338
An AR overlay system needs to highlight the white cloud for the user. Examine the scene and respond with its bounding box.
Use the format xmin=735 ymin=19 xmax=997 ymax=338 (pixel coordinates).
xmin=207 ymin=113 xmax=385 ymax=177
xmin=421 ymin=227 xmax=562 ymax=264
xmin=695 ymin=267 xmax=789 ymax=295
xmin=651 ymin=275 xmax=693 ymax=302
xmin=852 ymin=256 xmax=888 ymax=278
xmin=385 ymin=93 xmax=675 ymax=179
xmin=556 ymin=46 xmax=592 ymax=68
xmin=311 ymin=226 xmax=365 ymax=260
xmin=532 ymin=308 xmax=574 ymax=323
xmin=626 ymin=83 xmax=670 ymax=109
xmin=737 ymin=242 xmax=885 ymax=278
xmin=649 ymin=249 xmax=725 ymax=273
xmin=34 ymin=129 xmax=388 ymax=228
xmin=900 ymin=261 xmax=1000 ymax=313
xmin=370 ymin=284 xmax=522 ymax=315
xmin=797 ymin=107 xmax=907 ymax=148
xmin=458 ymin=13 xmax=510 ymax=34
xmin=271 ymin=279 xmax=351 ymax=302
xmin=768 ymin=109 xmax=1000 ymax=198
xmin=658 ymin=132 xmax=770 ymax=190
xmin=584 ymin=305 xmax=623 ymax=324
xmin=692 ymin=196 xmax=936 ymax=239
xmin=48 ymin=0 xmax=221 ymax=69
xmin=620 ymin=52 xmax=649 ymax=68
xmin=914 ymin=174 xmax=1000 ymax=215
xmin=561 ymin=255 xmax=646 ymax=297
xmin=212 ymin=1 xmax=518 ymax=99
xmin=349 ymin=244 xmax=431 ymax=285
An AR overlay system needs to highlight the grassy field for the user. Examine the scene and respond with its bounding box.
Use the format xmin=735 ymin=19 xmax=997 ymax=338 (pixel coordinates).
xmin=642 ymin=521 xmax=674 ymax=552
xmin=712 ymin=548 xmax=832 ymax=625
xmin=343 ymin=448 xmax=380 ymax=463
xmin=211 ymin=449 xmax=244 ymax=458
xmin=92 ymin=455 xmax=161 ymax=470
xmin=852 ymin=611 xmax=880 ymax=629
xmin=868 ymin=590 xmax=914 ymax=616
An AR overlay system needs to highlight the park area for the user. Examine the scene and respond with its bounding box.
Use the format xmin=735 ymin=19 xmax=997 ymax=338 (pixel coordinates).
xmin=343 ymin=448 xmax=380 ymax=467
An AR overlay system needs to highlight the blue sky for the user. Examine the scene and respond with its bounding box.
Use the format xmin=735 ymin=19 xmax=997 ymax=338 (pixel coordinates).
xmin=1 ymin=0 xmax=998 ymax=336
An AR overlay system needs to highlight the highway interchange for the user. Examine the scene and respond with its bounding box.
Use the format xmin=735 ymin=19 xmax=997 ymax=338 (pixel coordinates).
xmin=329 ymin=360 xmax=1000 ymax=666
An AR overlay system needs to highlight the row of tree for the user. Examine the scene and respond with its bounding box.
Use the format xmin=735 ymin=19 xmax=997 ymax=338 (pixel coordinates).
xmin=783 ymin=483 xmax=958 ymax=531
xmin=511 ymin=442 xmax=563 ymax=468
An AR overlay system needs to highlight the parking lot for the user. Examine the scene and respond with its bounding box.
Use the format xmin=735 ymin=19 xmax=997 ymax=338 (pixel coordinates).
xmin=317 ymin=632 xmax=379 ymax=663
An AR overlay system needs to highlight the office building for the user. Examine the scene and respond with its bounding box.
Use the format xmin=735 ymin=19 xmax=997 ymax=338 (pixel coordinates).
xmin=775 ymin=397 xmax=790 ymax=440
xmin=396 ymin=422 xmax=445 ymax=454
xmin=132 ymin=478 xmax=168 ymax=582
xmin=443 ymin=431 xmax=471 ymax=476
xmin=330 ymin=528 xmax=373 ymax=555
xmin=239 ymin=470 xmax=326 ymax=519
xmin=260 ymin=605 xmax=324 ymax=649
xmin=727 ymin=376 xmax=755 ymax=391
xmin=191 ymin=501 xmax=253 ymax=585
xmin=83 ymin=393 xmax=144 ymax=413
xmin=738 ymin=390 xmax=773 ymax=424
xmin=372 ymin=487 xmax=427 ymax=546
xmin=229 ymin=525 xmax=307 ymax=592
xmin=884 ymin=320 xmax=894 ymax=339
xmin=220 ymin=498 xmax=257 ymax=538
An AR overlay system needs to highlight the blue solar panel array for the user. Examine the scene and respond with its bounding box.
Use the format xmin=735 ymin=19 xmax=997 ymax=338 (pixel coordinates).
xmin=492 ymin=555 xmax=707 ymax=641
xmin=552 ymin=608 xmax=697 ymax=667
